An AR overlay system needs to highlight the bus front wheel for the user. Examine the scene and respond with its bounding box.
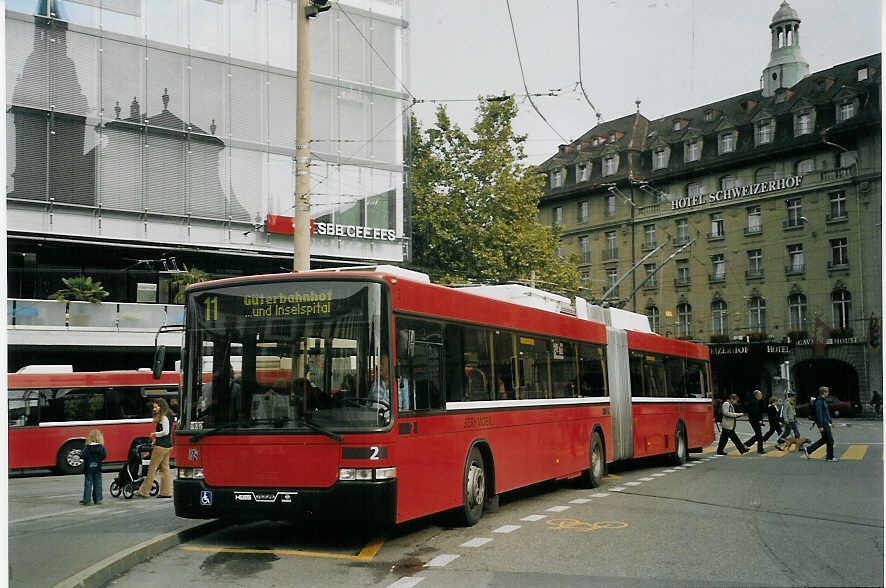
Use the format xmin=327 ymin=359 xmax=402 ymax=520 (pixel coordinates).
xmin=460 ymin=447 xmax=486 ymax=526
xmin=587 ymin=431 xmax=605 ymax=488
xmin=56 ymin=440 xmax=85 ymax=475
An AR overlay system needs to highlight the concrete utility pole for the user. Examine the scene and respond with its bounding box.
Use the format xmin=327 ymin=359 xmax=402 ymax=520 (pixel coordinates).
xmin=293 ymin=0 xmax=313 ymax=272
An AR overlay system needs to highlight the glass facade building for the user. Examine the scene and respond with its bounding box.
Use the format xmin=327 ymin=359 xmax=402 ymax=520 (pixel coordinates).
xmin=7 ymin=0 xmax=409 ymax=301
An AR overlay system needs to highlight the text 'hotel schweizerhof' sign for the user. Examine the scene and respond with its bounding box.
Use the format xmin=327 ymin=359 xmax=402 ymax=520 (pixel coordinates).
xmin=267 ymin=215 xmax=397 ymax=241
xmin=670 ymin=175 xmax=803 ymax=211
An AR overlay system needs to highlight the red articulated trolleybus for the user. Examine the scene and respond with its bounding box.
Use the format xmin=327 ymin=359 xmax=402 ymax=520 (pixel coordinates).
xmin=8 ymin=369 xmax=180 ymax=474
xmin=169 ymin=266 xmax=713 ymax=526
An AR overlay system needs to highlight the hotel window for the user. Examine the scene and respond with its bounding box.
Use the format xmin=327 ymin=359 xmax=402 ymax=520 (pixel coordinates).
xmin=644 ymin=263 xmax=657 ymax=287
xmin=643 ymin=224 xmax=656 ymax=249
xmin=788 ymin=293 xmax=807 ymax=331
xmin=579 ymin=236 xmax=590 ymax=263
xmin=711 ymin=254 xmax=725 ymax=280
xmin=578 ymin=200 xmax=589 ymax=223
xmin=677 ymin=303 xmax=692 ymax=338
xmin=755 ymin=119 xmax=774 ymax=146
xmin=672 ymin=120 xmax=681 ymax=131
xmin=830 ymin=238 xmax=849 ymax=267
xmin=857 ymin=68 xmax=869 ymax=82
xmin=837 ymin=101 xmax=856 ymax=122
xmin=828 ymin=191 xmax=847 ymax=220
xmin=748 ymin=296 xmax=766 ymax=333
xmin=653 ymin=148 xmax=667 ymax=170
xmin=604 ymin=194 xmax=616 ymax=217
xmin=686 ymin=140 xmax=701 ymax=162
xmin=747 ymin=249 xmax=763 ymax=276
xmin=711 ymin=300 xmax=728 ymax=336
xmin=580 ymin=271 xmax=590 ymax=285
xmin=755 ymin=167 xmax=775 ymax=182
xmin=604 ymin=231 xmax=617 ymax=258
xmin=553 ymin=206 xmax=563 ymax=226
xmin=686 ymin=183 xmax=702 ymax=198
xmin=551 ymin=169 xmax=563 ymax=188
xmin=797 ymin=158 xmax=815 ymax=175
xmin=746 ymin=206 xmax=762 ymax=233
xmin=787 ymin=244 xmax=804 ymax=273
xmin=603 ymin=156 xmax=617 ymax=176
xmin=646 ymin=305 xmax=660 ymax=333
xmin=794 ymin=111 xmax=813 ymax=136
xmin=710 ymin=212 xmax=724 ymax=238
xmin=577 ymin=163 xmax=589 ymax=182
xmin=718 ymin=132 xmax=735 ymax=154
xmin=608 ymin=131 xmax=616 ymax=143
xmin=832 ymin=289 xmax=852 ymax=330
xmin=555 ymin=246 xmax=564 ymax=260
xmin=720 ymin=176 xmax=738 ymax=190
xmin=785 ymin=198 xmax=803 ymax=227
xmin=676 ymin=218 xmax=689 ymax=244
xmin=676 ymin=260 xmax=690 ymax=285
xmin=606 ymin=268 xmax=618 ymax=294
xmin=704 ymin=110 xmax=714 ymax=122
xmin=839 ymin=150 xmax=858 ymax=169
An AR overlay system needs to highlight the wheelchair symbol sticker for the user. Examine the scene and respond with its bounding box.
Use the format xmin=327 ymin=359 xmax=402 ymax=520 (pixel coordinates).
xmin=200 ymin=490 xmax=213 ymax=506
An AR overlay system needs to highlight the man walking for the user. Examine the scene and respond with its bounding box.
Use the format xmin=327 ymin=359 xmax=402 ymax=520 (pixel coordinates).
xmin=743 ymin=389 xmax=767 ymax=454
xmin=717 ymin=394 xmax=748 ymax=455
xmin=804 ymin=386 xmax=838 ymax=461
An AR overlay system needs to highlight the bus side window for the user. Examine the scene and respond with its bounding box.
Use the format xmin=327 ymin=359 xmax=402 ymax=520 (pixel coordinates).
xmin=579 ymin=344 xmax=607 ymax=397
xmin=664 ymin=356 xmax=686 ymax=398
xmin=686 ymin=360 xmax=709 ymax=398
xmin=629 ymin=351 xmax=645 ymax=397
xmin=462 ymin=326 xmax=492 ymax=402
xmin=395 ymin=316 xmax=444 ymax=412
xmin=444 ymin=324 xmax=465 ymax=403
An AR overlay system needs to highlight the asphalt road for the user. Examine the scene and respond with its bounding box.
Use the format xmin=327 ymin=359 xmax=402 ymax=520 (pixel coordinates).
xmin=101 ymin=419 xmax=883 ymax=588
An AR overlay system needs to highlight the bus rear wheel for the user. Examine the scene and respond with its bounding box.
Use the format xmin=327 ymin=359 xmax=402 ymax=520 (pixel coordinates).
xmin=56 ymin=440 xmax=85 ymax=475
xmin=460 ymin=447 xmax=486 ymax=526
xmin=672 ymin=424 xmax=688 ymax=465
xmin=587 ymin=431 xmax=604 ymax=488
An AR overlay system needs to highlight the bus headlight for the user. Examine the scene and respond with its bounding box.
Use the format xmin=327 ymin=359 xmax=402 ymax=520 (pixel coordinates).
xmin=178 ymin=467 xmax=204 ymax=479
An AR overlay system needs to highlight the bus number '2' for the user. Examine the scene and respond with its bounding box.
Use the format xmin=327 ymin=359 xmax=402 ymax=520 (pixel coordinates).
xmin=370 ymin=446 xmax=380 ymax=460
xmin=203 ymin=296 xmax=218 ymax=321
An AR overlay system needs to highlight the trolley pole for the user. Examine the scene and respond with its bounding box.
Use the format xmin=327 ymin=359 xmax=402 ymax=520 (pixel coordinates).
xmin=293 ymin=0 xmax=312 ymax=272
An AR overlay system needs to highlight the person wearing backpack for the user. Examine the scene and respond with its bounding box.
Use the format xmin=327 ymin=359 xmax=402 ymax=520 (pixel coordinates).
xmin=804 ymin=386 xmax=837 ymax=461
xmin=716 ymin=394 xmax=749 ymax=455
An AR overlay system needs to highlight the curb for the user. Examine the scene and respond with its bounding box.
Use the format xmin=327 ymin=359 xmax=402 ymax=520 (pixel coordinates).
xmin=54 ymin=519 xmax=227 ymax=588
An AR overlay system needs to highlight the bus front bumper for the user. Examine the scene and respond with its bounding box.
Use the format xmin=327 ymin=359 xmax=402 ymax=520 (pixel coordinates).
xmin=173 ymin=478 xmax=396 ymax=524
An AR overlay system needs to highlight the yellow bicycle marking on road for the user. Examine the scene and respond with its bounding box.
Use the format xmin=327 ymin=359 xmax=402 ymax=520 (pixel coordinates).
xmin=546 ymin=519 xmax=628 ymax=532
xmin=602 ymin=474 xmax=620 ymax=480
xmin=181 ymin=537 xmax=384 ymax=561
xmin=840 ymin=445 xmax=868 ymax=460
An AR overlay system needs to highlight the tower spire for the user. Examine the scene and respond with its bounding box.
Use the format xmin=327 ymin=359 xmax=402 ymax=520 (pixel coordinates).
xmin=761 ymin=1 xmax=809 ymax=97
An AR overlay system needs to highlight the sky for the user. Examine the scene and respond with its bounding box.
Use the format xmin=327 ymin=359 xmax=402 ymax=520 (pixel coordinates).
xmin=406 ymin=0 xmax=882 ymax=165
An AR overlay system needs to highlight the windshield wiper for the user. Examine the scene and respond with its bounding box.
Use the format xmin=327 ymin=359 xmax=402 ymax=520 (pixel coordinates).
xmin=187 ymin=423 xmax=243 ymax=443
xmin=302 ymin=414 xmax=343 ymax=443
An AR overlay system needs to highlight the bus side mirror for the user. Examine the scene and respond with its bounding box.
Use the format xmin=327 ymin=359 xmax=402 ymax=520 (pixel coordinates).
xmin=152 ymin=346 xmax=166 ymax=380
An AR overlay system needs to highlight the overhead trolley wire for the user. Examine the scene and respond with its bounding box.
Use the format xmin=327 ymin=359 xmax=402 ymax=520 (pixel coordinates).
xmin=504 ymin=0 xmax=569 ymax=144
xmin=575 ymin=0 xmax=602 ymax=122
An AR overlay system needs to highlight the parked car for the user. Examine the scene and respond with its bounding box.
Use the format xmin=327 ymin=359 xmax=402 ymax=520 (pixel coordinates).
xmin=796 ymin=395 xmax=861 ymax=418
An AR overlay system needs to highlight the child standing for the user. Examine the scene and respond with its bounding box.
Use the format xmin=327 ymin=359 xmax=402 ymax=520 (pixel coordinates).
xmin=80 ymin=429 xmax=106 ymax=505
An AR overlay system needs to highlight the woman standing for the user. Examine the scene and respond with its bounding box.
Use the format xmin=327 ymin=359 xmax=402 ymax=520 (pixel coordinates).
xmin=136 ymin=398 xmax=173 ymax=498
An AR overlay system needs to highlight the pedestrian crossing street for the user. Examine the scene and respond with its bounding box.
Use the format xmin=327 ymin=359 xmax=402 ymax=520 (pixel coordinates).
xmin=699 ymin=443 xmax=877 ymax=460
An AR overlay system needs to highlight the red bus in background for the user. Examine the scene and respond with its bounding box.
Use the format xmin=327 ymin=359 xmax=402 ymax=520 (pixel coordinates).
xmin=8 ymin=369 xmax=180 ymax=474
xmin=171 ymin=267 xmax=713 ymax=526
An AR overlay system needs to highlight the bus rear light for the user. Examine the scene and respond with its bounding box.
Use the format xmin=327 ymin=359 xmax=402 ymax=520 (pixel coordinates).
xmin=338 ymin=467 xmax=396 ymax=481
xmin=178 ymin=467 xmax=204 ymax=479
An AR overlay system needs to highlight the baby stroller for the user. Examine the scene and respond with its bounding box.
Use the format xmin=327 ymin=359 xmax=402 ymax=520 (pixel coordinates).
xmin=109 ymin=437 xmax=159 ymax=499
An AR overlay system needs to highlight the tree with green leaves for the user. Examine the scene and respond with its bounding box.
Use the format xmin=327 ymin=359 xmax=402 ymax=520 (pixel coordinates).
xmin=172 ymin=268 xmax=210 ymax=303
xmin=49 ymin=276 xmax=110 ymax=303
xmin=409 ymin=97 xmax=578 ymax=295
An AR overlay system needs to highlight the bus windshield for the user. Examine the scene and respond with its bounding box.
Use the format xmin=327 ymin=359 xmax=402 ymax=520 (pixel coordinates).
xmin=182 ymin=280 xmax=391 ymax=434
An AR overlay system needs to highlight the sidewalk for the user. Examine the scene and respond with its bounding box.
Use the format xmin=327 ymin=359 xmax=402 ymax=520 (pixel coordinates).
xmin=9 ymin=472 xmax=223 ymax=588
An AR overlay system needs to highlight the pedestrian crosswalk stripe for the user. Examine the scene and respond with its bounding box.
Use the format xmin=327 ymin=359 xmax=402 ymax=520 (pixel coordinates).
xmin=700 ymin=446 xmax=717 ymax=454
xmin=840 ymin=445 xmax=868 ymax=460
xmin=810 ymin=446 xmax=827 ymax=458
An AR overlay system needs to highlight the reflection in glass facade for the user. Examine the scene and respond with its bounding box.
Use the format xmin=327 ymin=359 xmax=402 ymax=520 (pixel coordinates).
xmin=6 ymin=0 xmax=408 ymax=263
